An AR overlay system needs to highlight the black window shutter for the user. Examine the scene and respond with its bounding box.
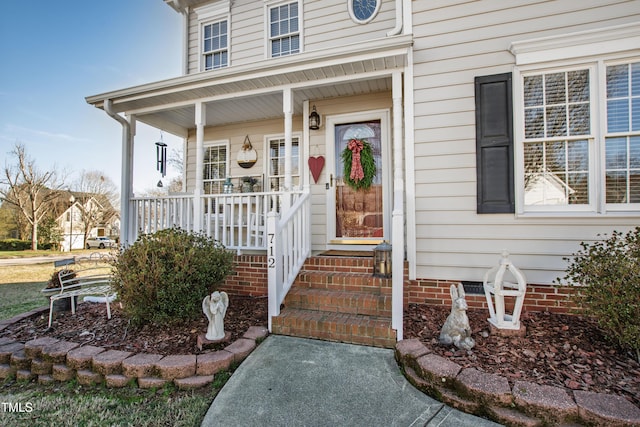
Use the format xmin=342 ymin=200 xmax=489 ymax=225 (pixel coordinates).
xmin=475 ymin=73 xmax=514 ymax=213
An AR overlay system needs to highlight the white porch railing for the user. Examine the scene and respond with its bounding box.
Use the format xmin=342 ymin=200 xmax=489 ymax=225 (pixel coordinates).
xmin=267 ymin=191 xmax=311 ymax=331
xmin=130 ymin=191 xmax=303 ymax=252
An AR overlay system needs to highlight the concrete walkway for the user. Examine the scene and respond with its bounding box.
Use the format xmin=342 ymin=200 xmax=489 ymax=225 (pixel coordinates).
xmin=202 ymin=335 xmax=502 ymax=427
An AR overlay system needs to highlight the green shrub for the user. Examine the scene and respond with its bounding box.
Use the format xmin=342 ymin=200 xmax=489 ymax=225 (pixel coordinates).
xmin=558 ymin=227 xmax=640 ymax=361
xmin=111 ymin=228 xmax=235 ymax=326
xmin=0 ymin=239 xmax=31 ymax=251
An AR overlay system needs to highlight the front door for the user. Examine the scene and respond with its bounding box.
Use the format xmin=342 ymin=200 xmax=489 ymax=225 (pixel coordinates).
xmin=327 ymin=110 xmax=390 ymax=246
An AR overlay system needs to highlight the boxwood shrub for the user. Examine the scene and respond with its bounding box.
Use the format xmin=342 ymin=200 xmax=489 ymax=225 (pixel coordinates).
xmin=111 ymin=228 xmax=235 ymax=326
xmin=559 ymin=227 xmax=640 ymax=362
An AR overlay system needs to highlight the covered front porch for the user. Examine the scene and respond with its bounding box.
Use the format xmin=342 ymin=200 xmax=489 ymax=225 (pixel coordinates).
xmin=86 ymin=35 xmax=412 ymax=342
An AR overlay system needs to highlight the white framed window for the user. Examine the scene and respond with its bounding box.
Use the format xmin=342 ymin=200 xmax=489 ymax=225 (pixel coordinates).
xmin=202 ymin=19 xmax=229 ymax=70
xmin=511 ymin=23 xmax=640 ymax=215
xmin=267 ymin=135 xmax=300 ymax=190
xmin=348 ymin=0 xmax=381 ymax=24
xmin=266 ymin=1 xmax=301 ymax=58
xmin=203 ymin=142 xmax=229 ymax=194
xmin=195 ymin=2 xmax=230 ymax=71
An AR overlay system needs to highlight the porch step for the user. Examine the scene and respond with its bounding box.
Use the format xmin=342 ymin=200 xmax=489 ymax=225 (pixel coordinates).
xmin=271 ymin=308 xmax=396 ymax=349
xmin=294 ymin=271 xmax=392 ymax=295
xmin=284 ymin=288 xmax=392 ymax=317
xmin=271 ymin=255 xmax=396 ymax=349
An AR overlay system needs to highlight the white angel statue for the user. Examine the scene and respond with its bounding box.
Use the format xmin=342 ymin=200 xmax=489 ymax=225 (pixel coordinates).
xmin=202 ymin=291 xmax=229 ymax=341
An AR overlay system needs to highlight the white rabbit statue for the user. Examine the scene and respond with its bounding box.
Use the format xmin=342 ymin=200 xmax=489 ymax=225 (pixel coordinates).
xmin=438 ymin=283 xmax=475 ymax=350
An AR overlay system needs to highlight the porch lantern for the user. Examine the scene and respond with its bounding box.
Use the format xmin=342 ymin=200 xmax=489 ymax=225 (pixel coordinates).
xmin=373 ymin=241 xmax=392 ymax=278
xmin=483 ymin=251 xmax=527 ymax=331
xmin=309 ymin=105 xmax=320 ymax=130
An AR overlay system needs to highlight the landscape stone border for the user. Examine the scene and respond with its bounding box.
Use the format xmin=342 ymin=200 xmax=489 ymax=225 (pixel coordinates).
xmin=396 ymin=339 xmax=640 ymax=427
xmin=0 ymin=306 xmax=268 ymax=390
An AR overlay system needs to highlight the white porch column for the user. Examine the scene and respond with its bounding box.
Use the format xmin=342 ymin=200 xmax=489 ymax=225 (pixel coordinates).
xmin=104 ymin=99 xmax=134 ymax=247
xmin=391 ymin=70 xmax=405 ymax=341
xmin=283 ymin=88 xmax=294 ymax=209
xmin=194 ymin=102 xmax=206 ymax=231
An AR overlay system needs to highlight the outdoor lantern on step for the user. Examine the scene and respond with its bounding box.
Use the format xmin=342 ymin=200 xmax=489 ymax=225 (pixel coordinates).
xmin=373 ymin=241 xmax=392 ymax=278
xmin=483 ymin=251 xmax=527 ymax=330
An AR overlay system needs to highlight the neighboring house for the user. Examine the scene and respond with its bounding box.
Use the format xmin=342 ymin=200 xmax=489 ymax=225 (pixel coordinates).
xmin=57 ymin=192 xmax=119 ymax=251
xmin=86 ymin=0 xmax=640 ymax=342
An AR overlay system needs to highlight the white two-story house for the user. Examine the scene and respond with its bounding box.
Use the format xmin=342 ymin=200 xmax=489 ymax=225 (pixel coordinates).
xmin=86 ymin=0 xmax=640 ymax=345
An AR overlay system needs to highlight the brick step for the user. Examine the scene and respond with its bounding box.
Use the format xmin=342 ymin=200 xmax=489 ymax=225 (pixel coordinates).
xmin=271 ymin=308 xmax=396 ymax=349
xmin=303 ymin=255 xmax=374 ymax=274
xmin=294 ymin=270 xmax=391 ymax=295
xmin=283 ymin=288 xmax=392 ymax=317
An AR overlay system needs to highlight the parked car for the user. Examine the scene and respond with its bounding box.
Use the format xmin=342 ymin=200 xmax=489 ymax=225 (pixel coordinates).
xmin=85 ymin=236 xmax=115 ymax=249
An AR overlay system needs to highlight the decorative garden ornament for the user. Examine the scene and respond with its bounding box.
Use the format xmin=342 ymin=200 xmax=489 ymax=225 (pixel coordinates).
xmin=483 ymin=251 xmax=527 ymax=330
xmin=439 ymin=283 xmax=475 ymax=350
xmin=202 ymin=291 xmax=229 ymax=341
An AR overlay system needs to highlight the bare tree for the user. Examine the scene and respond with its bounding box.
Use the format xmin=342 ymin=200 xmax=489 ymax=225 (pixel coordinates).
xmin=73 ymin=171 xmax=119 ymax=247
xmin=0 ymin=143 xmax=65 ymax=250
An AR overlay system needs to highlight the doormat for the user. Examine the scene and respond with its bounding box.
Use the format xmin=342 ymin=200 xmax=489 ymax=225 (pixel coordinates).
xmin=318 ymin=250 xmax=372 ymax=257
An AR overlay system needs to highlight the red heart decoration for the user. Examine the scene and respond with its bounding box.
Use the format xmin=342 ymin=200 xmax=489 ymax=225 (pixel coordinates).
xmin=308 ymin=156 xmax=325 ymax=184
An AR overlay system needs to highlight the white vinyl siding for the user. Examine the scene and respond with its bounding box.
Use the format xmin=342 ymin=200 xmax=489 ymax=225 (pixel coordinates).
xmin=411 ymin=0 xmax=640 ymax=284
xmin=186 ymin=0 xmax=396 ymax=74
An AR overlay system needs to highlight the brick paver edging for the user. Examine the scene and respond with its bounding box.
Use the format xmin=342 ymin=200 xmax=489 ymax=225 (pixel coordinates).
xmin=396 ymin=339 xmax=640 ymax=427
xmin=0 ymin=307 xmax=268 ymax=390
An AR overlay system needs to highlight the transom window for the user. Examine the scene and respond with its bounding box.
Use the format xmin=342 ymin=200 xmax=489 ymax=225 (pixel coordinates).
xmin=519 ymin=60 xmax=640 ymax=212
xmin=268 ymin=2 xmax=300 ymax=58
xmin=268 ymin=137 xmax=300 ymax=190
xmin=203 ymin=144 xmax=228 ymax=194
xmin=203 ymin=20 xmax=228 ymax=70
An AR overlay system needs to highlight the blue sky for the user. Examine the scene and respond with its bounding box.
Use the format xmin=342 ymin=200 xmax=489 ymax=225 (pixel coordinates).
xmin=0 ymin=0 xmax=184 ymax=194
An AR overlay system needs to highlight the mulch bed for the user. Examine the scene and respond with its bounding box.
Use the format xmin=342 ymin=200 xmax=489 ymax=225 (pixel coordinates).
xmin=1 ymin=295 xmax=268 ymax=356
xmin=2 ymin=298 xmax=638 ymax=408
xmin=404 ymin=304 xmax=640 ymax=407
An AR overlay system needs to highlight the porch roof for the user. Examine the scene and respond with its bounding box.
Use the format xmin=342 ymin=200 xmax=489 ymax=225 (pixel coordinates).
xmin=85 ymin=35 xmax=412 ymax=137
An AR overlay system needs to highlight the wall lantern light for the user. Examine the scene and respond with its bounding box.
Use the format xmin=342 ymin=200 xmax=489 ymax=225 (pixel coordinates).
xmin=309 ymin=105 xmax=321 ymax=130
xmin=373 ymin=241 xmax=392 ymax=278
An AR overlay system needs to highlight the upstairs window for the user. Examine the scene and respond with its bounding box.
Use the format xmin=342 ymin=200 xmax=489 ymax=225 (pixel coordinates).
xmin=203 ymin=19 xmax=228 ymax=70
xmin=268 ymin=2 xmax=300 ymax=58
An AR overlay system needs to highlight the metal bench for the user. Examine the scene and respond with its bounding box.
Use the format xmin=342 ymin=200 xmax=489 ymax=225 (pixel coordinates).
xmin=42 ymin=260 xmax=116 ymax=328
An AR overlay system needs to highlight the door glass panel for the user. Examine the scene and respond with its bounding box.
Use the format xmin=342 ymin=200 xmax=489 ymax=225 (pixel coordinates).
xmin=334 ymin=120 xmax=383 ymax=239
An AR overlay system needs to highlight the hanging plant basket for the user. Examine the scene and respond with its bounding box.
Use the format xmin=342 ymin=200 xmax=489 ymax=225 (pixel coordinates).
xmin=341 ymin=138 xmax=376 ymax=190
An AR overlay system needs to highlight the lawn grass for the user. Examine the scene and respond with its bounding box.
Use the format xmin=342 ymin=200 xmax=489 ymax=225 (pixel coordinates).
xmin=0 ymin=264 xmax=53 ymax=321
xmin=0 ymin=375 xmax=228 ymax=426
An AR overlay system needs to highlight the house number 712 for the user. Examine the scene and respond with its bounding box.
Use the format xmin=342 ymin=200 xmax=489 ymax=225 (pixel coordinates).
xmin=267 ymin=233 xmax=275 ymax=268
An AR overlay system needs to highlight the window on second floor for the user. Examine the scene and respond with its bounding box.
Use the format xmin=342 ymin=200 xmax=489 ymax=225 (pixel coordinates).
xmin=268 ymin=1 xmax=300 ymax=58
xmin=202 ymin=19 xmax=228 ymax=70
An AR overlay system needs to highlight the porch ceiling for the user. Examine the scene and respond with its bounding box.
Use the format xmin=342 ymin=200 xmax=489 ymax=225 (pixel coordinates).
xmin=86 ymin=35 xmax=412 ymax=137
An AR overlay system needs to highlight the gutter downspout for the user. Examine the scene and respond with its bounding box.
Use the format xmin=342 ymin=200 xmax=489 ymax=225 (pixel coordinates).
xmin=387 ymin=0 xmax=403 ymax=36
xmin=104 ymin=99 xmax=133 ymax=247
xmin=181 ymin=8 xmax=189 ymax=75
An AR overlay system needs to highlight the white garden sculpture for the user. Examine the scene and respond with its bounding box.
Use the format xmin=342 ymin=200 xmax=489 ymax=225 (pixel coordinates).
xmin=483 ymin=251 xmax=527 ymax=330
xmin=202 ymin=291 xmax=229 ymax=341
xmin=439 ymin=283 xmax=475 ymax=350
